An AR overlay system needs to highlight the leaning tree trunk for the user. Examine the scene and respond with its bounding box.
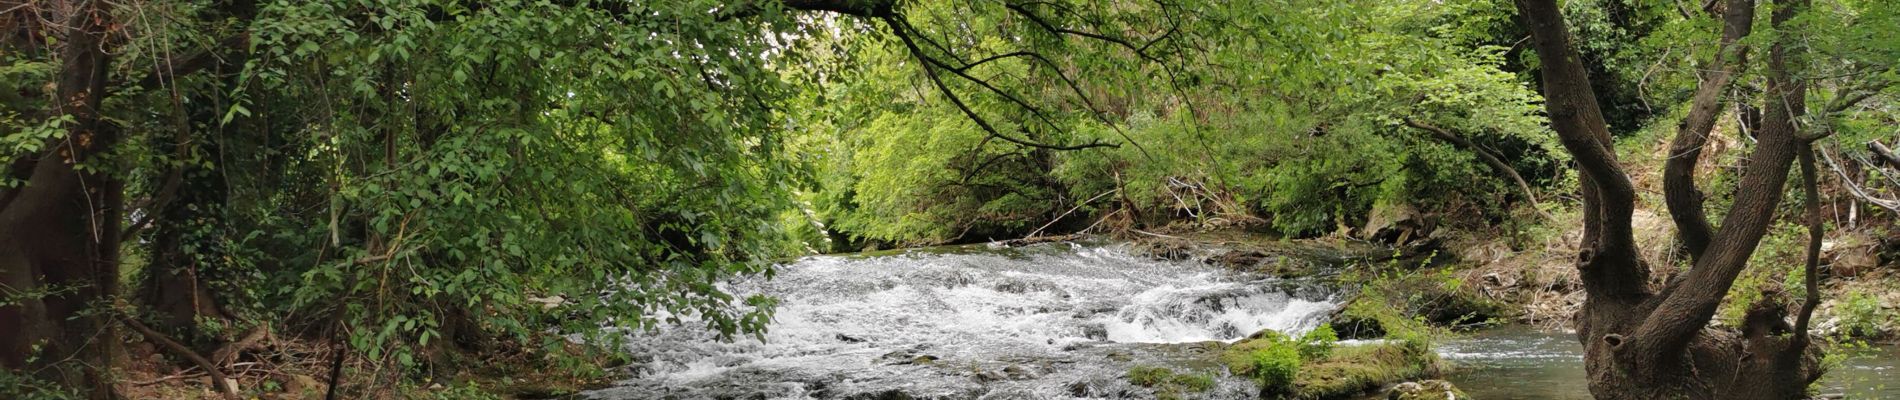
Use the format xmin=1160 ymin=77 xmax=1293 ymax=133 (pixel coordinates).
xmin=1512 ymin=0 xmax=1824 ymax=398
xmin=0 ymin=1 xmax=125 ymax=398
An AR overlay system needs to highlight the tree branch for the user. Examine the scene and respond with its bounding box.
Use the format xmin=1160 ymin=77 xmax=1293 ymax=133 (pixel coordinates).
xmin=1402 ymin=118 xmax=1553 ymax=221
xmin=1824 ymin=146 xmax=1900 ymax=212
xmin=1004 ymin=2 xmax=1163 ymax=63
xmin=883 ymin=16 xmax=1115 ymax=151
xmin=1634 ymin=0 xmax=1808 ymax=362
xmin=1663 ymin=0 xmax=1753 ymax=261
xmin=1869 ymin=141 xmax=1900 ymax=167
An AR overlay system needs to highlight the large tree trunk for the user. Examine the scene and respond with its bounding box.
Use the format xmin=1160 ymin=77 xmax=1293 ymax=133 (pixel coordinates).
xmin=0 ymin=1 xmax=125 ymax=398
xmin=1512 ymin=0 xmax=1824 ymax=398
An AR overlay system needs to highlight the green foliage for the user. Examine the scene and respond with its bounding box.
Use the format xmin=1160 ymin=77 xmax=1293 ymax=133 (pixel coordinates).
xmin=1243 ymin=340 xmax=1303 ymax=393
xmin=1838 ymin=289 xmax=1894 ymax=338
xmin=787 ymin=0 xmax=1565 ymax=243
xmin=417 ymin=381 xmax=504 ymax=400
xmin=0 ymin=371 xmax=77 ymax=400
xmin=1721 ymin=223 xmax=1807 ymax=326
xmin=1298 ymin=323 xmax=1340 ymax=360
xmin=1218 ymin=325 xmax=1345 ymax=395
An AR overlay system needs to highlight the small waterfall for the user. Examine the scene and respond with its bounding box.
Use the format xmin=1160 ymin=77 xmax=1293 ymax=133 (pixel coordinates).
xmin=588 ymin=241 xmax=1343 ymax=399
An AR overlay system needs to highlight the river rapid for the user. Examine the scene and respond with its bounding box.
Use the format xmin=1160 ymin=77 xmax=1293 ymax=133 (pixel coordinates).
xmin=586 ymin=241 xmax=1900 ymax=399
xmin=587 ymin=241 xmax=1337 ymax=399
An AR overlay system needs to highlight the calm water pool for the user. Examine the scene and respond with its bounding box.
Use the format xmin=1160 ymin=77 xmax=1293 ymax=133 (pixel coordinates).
xmin=1442 ymin=325 xmax=1900 ymax=399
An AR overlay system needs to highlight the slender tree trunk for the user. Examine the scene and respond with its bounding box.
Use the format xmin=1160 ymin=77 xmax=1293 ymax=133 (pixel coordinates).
xmin=0 ymin=1 xmax=124 ymax=398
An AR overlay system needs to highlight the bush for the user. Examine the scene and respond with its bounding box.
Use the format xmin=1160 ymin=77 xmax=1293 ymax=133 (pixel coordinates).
xmin=1220 ymin=327 xmax=1340 ymax=395
xmin=1839 ymin=290 xmax=1893 ymax=338
xmin=1246 ymin=342 xmax=1303 ymax=394
xmin=1299 ymin=324 xmax=1340 ymax=360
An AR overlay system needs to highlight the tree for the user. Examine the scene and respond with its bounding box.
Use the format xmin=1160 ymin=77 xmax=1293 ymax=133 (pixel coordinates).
xmin=0 ymin=0 xmax=1192 ymax=397
xmin=1513 ymin=0 xmax=1835 ymax=397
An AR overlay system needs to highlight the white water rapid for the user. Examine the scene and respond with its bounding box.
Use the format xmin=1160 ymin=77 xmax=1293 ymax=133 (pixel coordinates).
xmin=586 ymin=241 xmax=1343 ymax=399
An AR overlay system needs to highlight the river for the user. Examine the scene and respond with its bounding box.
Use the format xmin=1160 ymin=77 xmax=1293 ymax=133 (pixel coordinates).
xmin=587 ymin=241 xmax=1899 ymax=399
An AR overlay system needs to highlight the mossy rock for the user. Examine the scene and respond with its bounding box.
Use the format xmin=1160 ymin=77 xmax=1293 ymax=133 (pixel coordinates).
xmin=1217 ymin=330 xmax=1294 ymax=377
xmin=1212 ymin=330 xmax=1443 ymax=400
xmin=1293 ymin=344 xmax=1441 ymax=399
xmin=1127 ymin=365 xmax=1217 ymax=398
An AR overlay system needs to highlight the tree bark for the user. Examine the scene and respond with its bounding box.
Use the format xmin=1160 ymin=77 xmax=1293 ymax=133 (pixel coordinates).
xmin=0 ymin=1 xmax=125 ymax=398
xmin=1663 ymin=0 xmax=1754 ymax=261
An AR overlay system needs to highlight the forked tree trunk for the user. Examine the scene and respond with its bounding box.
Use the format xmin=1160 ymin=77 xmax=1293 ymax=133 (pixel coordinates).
xmin=0 ymin=1 xmax=124 ymax=398
xmin=1512 ymin=0 xmax=1823 ymax=398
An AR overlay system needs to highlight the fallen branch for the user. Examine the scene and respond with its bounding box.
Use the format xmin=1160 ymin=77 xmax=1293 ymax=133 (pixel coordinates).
xmin=1869 ymin=141 xmax=1900 ymax=167
xmin=123 ymin=316 xmax=241 ymax=400
xmin=133 ymin=368 xmax=206 ymax=386
xmin=211 ymin=324 xmax=272 ymax=368
xmin=1821 ymin=146 xmax=1900 ymax=212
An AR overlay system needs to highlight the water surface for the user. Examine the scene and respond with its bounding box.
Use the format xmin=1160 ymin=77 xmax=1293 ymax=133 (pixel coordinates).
xmin=1443 ymin=325 xmax=1900 ymax=399
xmin=588 ymin=242 xmax=1339 ymax=399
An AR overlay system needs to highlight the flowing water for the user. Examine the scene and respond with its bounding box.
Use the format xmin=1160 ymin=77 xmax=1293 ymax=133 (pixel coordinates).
xmin=588 ymin=241 xmax=1900 ymax=399
xmin=586 ymin=241 xmax=1341 ymax=399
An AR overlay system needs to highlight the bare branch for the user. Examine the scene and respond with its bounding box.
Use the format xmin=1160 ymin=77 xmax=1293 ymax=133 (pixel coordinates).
xmin=1824 ymin=146 xmax=1900 ymax=212
xmin=123 ymin=315 xmax=240 ymax=400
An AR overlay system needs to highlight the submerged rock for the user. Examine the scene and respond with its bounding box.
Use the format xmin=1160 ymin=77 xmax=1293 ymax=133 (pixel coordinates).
xmin=1387 ymin=380 xmax=1467 ymax=400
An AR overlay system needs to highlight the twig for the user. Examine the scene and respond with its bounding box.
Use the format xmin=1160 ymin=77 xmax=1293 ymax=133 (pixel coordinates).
xmin=1027 ymin=189 xmax=1117 ymax=238
xmin=1131 ymin=229 xmax=1186 ymax=240
xmin=134 ymin=368 xmax=205 ymax=386
xmin=1821 ymin=146 xmax=1900 ymax=212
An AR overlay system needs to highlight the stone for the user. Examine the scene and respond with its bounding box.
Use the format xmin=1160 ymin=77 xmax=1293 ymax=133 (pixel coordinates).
xmin=1002 ymin=365 xmax=1036 ymax=379
xmin=283 ymin=374 xmax=325 ymax=400
xmin=1362 ymin=202 xmax=1434 ymax=246
xmin=1387 ymin=379 xmax=1467 ymax=400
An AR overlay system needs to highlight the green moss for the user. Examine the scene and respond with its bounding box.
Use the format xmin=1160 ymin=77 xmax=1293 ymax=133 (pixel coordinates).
xmin=1128 ymin=365 xmax=1175 ymax=387
xmin=1216 ymin=326 xmax=1442 ymax=400
xmin=1292 ymin=343 xmax=1442 ymax=399
xmin=1127 ymin=365 xmax=1217 ymax=399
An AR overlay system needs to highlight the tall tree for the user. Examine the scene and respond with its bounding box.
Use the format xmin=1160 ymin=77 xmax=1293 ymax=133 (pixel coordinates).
xmin=1514 ymin=0 xmax=1825 ymax=397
